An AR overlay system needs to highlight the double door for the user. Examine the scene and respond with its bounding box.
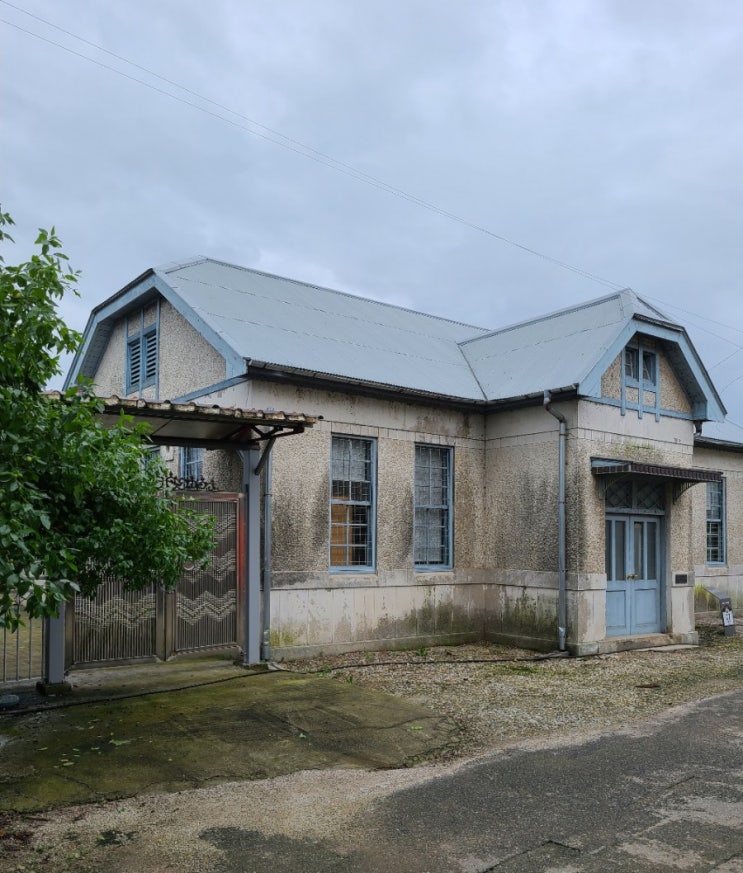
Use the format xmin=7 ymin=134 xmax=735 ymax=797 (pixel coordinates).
xmin=605 ymin=515 xmax=661 ymax=636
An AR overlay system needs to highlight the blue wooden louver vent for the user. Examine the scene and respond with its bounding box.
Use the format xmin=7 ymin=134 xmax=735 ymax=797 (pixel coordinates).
xmin=144 ymin=331 xmax=157 ymax=381
xmin=128 ymin=338 xmax=141 ymax=387
xmin=127 ymin=328 xmax=157 ymax=391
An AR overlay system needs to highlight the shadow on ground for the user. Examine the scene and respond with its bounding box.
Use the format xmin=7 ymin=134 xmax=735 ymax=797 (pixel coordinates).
xmin=0 ymin=659 xmax=460 ymax=812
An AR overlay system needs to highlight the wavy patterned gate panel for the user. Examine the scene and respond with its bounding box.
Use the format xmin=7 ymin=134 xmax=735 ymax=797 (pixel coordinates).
xmin=69 ymin=494 xmax=242 ymax=666
xmin=1 ymin=606 xmax=45 ymax=685
xmin=175 ymin=495 xmax=241 ymax=653
xmin=72 ymin=578 xmax=158 ymax=665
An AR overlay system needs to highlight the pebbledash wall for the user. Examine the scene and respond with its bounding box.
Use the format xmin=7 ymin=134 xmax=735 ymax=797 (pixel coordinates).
xmin=202 ymin=379 xmax=494 ymax=657
xmin=692 ymin=443 xmax=743 ymax=609
xmin=90 ymin=297 xmax=737 ymax=658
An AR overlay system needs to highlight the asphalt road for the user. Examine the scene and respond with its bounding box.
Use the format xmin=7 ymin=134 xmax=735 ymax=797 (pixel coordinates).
xmin=205 ymin=689 xmax=743 ymax=873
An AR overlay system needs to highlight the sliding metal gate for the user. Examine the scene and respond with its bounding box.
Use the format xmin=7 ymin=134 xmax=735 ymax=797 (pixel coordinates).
xmin=68 ymin=494 xmax=243 ymax=667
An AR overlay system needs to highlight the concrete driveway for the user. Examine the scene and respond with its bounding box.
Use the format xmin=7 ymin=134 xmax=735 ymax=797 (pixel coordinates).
xmin=0 ymin=657 xmax=460 ymax=813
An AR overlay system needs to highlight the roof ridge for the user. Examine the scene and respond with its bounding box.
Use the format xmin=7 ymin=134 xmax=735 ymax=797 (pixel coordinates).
xmin=458 ymin=290 xmax=630 ymax=347
xmin=167 ymin=257 xmax=491 ymax=336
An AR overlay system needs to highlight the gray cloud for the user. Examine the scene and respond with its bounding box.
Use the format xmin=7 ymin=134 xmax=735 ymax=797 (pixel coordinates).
xmin=2 ymin=0 xmax=742 ymax=417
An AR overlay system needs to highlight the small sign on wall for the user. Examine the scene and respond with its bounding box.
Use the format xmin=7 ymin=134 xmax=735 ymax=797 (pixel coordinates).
xmin=720 ymin=598 xmax=736 ymax=637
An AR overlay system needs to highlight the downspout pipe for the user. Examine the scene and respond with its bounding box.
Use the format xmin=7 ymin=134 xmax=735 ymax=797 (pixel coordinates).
xmin=543 ymin=390 xmax=568 ymax=652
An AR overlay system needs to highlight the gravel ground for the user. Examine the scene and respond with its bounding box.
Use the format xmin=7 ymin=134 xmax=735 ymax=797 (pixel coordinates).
xmin=288 ymin=620 xmax=743 ymax=759
xmin=1 ymin=622 xmax=742 ymax=872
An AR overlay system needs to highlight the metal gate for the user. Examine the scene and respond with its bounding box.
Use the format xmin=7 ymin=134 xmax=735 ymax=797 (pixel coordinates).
xmin=174 ymin=496 xmax=241 ymax=653
xmin=68 ymin=494 xmax=243 ymax=667
xmin=1 ymin=609 xmax=45 ymax=686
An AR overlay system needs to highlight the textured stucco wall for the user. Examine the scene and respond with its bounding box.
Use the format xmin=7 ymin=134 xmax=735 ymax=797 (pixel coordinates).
xmin=157 ymin=300 xmax=226 ymax=400
xmin=94 ymin=320 xmax=128 ymax=396
xmin=691 ymin=445 xmax=743 ymax=607
xmin=482 ymin=404 xmax=563 ymax=646
xmin=90 ymin=297 xmax=227 ymax=402
xmin=659 ymin=356 xmax=691 ymax=413
xmin=572 ymin=400 xmax=698 ymax=644
xmin=599 ymin=347 xmax=692 ymax=414
xmin=241 ymin=381 xmax=490 ymax=657
xmin=89 ymin=297 xmax=716 ymax=656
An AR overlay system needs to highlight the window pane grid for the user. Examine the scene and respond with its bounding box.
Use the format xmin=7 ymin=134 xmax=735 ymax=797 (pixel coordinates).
xmin=414 ymin=445 xmax=451 ymax=567
xmin=706 ymin=480 xmax=725 ymax=564
xmin=330 ymin=437 xmax=374 ymax=569
xmin=181 ymin=447 xmax=203 ymax=480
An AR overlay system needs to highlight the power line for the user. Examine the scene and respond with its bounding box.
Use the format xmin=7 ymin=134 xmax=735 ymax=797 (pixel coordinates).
xmin=643 ymin=293 xmax=743 ymax=371
xmin=0 ymin=6 xmax=625 ymax=292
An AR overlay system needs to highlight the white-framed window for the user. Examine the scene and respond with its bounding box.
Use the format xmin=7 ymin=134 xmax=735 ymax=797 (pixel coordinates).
xmin=330 ymin=436 xmax=375 ymax=570
xmin=126 ymin=325 xmax=158 ymax=393
xmin=414 ymin=444 xmax=453 ymax=569
xmin=706 ymin=479 xmax=726 ymax=565
xmin=180 ymin=446 xmax=204 ymax=481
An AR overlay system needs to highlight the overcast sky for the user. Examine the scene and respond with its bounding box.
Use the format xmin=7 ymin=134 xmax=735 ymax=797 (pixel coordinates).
xmin=2 ymin=1 xmax=743 ymax=425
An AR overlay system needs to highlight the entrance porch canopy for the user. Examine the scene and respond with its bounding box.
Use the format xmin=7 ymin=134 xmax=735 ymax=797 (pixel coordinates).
xmin=591 ymin=457 xmax=722 ymax=502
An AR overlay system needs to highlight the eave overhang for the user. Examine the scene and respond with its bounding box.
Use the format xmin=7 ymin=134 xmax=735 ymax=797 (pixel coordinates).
xmin=46 ymin=392 xmax=318 ymax=450
xmin=591 ymin=456 xmax=722 ymax=503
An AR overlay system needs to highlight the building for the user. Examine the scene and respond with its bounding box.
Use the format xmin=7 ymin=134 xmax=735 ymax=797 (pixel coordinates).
xmin=65 ymin=258 xmax=743 ymax=660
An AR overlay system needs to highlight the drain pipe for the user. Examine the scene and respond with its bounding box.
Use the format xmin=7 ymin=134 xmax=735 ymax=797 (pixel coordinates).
xmin=255 ymin=437 xmax=277 ymax=662
xmin=543 ymin=390 xmax=567 ymax=652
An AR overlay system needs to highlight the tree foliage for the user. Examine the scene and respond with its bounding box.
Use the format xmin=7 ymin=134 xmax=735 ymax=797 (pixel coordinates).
xmin=0 ymin=209 xmax=212 ymax=629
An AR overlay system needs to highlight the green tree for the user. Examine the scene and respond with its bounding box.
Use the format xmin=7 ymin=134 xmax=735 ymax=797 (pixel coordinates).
xmin=0 ymin=209 xmax=212 ymax=630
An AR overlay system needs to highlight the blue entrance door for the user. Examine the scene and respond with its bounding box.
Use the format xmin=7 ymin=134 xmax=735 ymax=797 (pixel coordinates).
xmin=606 ymin=516 xmax=661 ymax=636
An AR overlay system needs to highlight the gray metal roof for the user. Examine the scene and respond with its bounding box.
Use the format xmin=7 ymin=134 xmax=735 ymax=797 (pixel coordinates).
xmin=66 ymin=257 xmax=725 ymax=420
xmin=159 ymin=259 xmax=490 ymax=400
xmin=696 ymin=420 xmax=743 ymax=449
xmin=460 ymin=289 xmax=674 ymax=401
xmin=159 ymin=262 xmax=691 ymax=404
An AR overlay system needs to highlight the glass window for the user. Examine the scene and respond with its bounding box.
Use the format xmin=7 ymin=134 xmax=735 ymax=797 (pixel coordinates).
xmin=414 ymin=445 xmax=452 ymax=568
xmin=706 ymin=479 xmax=725 ymax=564
xmin=642 ymin=351 xmax=656 ymax=385
xmin=330 ymin=436 xmax=375 ymax=570
xmin=180 ymin=447 xmax=203 ymax=482
xmin=624 ymin=346 xmax=656 ymax=387
xmin=624 ymin=347 xmax=639 ymax=381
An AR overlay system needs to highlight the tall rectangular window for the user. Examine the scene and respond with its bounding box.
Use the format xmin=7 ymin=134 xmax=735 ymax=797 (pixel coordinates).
xmin=414 ymin=444 xmax=452 ymax=568
xmin=707 ymin=479 xmax=725 ymax=564
xmin=330 ymin=436 xmax=375 ymax=570
xmin=180 ymin=447 xmax=204 ymax=482
xmin=126 ymin=326 xmax=158 ymax=392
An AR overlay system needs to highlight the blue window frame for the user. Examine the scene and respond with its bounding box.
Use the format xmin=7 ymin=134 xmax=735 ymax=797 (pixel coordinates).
xmin=706 ymin=479 xmax=726 ymax=565
xmin=180 ymin=447 xmax=204 ymax=481
xmin=330 ymin=436 xmax=375 ymax=570
xmin=126 ymin=325 xmax=158 ymax=393
xmin=414 ymin=444 xmax=453 ymax=569
xmin=622 ymin=342 xmax=660 ymax=420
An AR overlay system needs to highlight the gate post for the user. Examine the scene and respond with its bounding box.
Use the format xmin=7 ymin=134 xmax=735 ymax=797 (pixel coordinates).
xmin=240 ymin=446 xmax=262 ymax=665
xmin=39 ymin=604 xmax=71 ymax=694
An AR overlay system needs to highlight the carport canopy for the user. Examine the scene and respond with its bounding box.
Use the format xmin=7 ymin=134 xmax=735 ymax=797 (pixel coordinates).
xmin=42 ymin=393 xmax=318 ymax=687
xmin=94 ymin=394 xmax=318 ymax=450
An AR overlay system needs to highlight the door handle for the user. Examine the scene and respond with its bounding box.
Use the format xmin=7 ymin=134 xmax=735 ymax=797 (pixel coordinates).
xmin=627 ymin=573 xmax=637 ymax=580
